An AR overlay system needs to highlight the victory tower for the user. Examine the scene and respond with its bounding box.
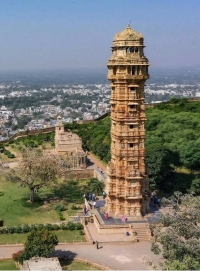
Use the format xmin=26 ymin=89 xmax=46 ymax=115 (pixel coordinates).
xmin=106 ymin=25 xmax=149 ymax=217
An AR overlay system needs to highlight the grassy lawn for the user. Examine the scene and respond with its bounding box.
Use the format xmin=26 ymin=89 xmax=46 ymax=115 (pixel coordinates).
xmin=0 ymin=230 xmax=86 ymax=244
xmin=0 ymin=259 xmax=19 ymax=270
xmin=0 ymin=177 xmax=58 ymax=226
xmin=0 ymin=176 xmax=86 ymax=226
xmin=60 ymin=259 xmax=103 ymax=270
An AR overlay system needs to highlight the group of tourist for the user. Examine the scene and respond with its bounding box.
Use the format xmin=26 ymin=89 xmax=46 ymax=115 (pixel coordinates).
xmin=84 ymin=192 xmax=97 ymax=202
xmin=83 ymin=193 xmax=97 ymax=214
xmin=150 ymin=191 xmax=161 ymax=208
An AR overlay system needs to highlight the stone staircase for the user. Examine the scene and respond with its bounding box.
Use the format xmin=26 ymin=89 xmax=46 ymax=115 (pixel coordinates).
xmin=130 ymin=223 xmax=152 ymax=241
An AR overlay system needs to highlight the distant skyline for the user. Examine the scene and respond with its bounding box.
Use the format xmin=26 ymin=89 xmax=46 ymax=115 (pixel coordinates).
xmin=0 ymin=0 xmax=200 ymax=71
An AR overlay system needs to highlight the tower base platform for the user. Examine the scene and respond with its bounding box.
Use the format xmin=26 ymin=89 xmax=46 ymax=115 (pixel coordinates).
xmin=81 ymin=198 xmax=160 ymax=243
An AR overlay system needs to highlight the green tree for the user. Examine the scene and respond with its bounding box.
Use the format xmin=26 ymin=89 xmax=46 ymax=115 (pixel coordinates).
xmin=150 ymin=192 xmax=200 ymax=270
xmin=88 ymin=178 xmax=105 ymax=195
xmin=145 ymin=143 xmax=174 ymax=190
xmin=13 ymin=228 xmax=58 ymax=264
xmin=1 ymin=148 xmax=63 ymax=202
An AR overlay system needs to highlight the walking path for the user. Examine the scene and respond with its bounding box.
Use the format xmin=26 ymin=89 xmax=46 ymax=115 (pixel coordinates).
xmin=0 ymin=243 xmax=161 ymax=270
xmin=87 ymin=152 xmax=107 ymax=172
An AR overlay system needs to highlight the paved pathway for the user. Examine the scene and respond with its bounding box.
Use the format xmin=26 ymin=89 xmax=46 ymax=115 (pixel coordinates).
xmin=87 ymin=152 xmax=107 ymax=172
xmin=0 ymin=243 xmax=161 ymax=270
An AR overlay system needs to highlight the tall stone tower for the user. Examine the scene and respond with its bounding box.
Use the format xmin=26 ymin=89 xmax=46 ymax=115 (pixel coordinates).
xmin=106 ymin=25 xmax=149 ymax=217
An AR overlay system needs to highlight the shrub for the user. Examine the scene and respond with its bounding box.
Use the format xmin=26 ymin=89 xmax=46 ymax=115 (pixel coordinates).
xmin=30 ymin=224 xmax=38 ymax=231
xmin=54 ymin=204 xmax=66 ymax=212
xmin=7 ymin=226 xmax=15 ymax=234
xmin=37 ymin=224 xmax=45 ymax=230
xmin=67 ymin=222 xmax=76 ymax=230
xmin=51 ymin=224 xmax=59 ymax=230
xmin=45 ymin=224 xmax=54 ymax=231
xmin=21 ymin=224 xmax=30 ymax=233
xmin=3 ymin=149 xmax=15 ymax=158
xmin=75 ymin=223 xmax=84 ymax=230
xmin=15 ymin=225 xmax=22 ymax=233
xmin=58 ymin=213 xmax=65 ymax=221
xmin=0 ymin=228 xmax=7 ymax=234
xmin=12 ymin=250 xmax=24 ymax=263
xmin=0 ymin=222 xmax=83 ymax=234
xmin=71 ymin=204 xmax=79 ymax=210
xmin=60 ymin=223 xmax=68 ymax=230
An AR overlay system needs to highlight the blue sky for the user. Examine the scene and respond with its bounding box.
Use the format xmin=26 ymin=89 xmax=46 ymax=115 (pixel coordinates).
xmin=0 ymin=0 xmax=199 ymax=71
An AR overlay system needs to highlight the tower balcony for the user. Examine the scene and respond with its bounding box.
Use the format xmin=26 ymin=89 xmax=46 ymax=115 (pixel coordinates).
xmin=111 ymin=130 xmax=146 ymax=138
xmin=108 ymin=74 xmax=149 ymax=81
xmin=111 ymin=94 xmax=142 ymax=101
xmin=111 ymin=149 xmax=145 ymax=157
xmin=111 ymin=129 xmax=140 ymax=137
xmin=111 ymin=112 xmax=140 ymax=120
xmin=114 ymin=190 xmax=142 ymax=199
xmin=126 ymin=194 xmax=142 ymax=199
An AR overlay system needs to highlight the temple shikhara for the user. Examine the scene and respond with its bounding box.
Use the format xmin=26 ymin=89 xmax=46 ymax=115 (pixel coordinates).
xmin=55 ymin=115 xmax=86 ymax=169
xmin=106 ymin=25 xmax=150 ymax=217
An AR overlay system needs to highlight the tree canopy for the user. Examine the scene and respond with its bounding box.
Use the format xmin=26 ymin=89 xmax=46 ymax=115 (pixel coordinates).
xmin=150 ymin=192 xmax=200 ymax=270
xmin=1 ymin=148 xmax=63 ymax=202
xmin=13 ymin=228 xmax=58 ymax=264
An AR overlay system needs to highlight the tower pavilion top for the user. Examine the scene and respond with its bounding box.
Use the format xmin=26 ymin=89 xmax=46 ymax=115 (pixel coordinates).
xmin=113 ymin=24 xmax=143 ymax=42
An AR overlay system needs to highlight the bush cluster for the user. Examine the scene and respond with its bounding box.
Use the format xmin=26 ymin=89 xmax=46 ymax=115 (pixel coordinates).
xmin=0 ymin=222 xmax=83 ymax=234
xmin=54 ymin=204 xmax=65 ymax=212
xmin=71 ymin=204 xmax=79 ymax=210
xmin=3 ymin=149 xmax=15 ymax=158
xmin=54 ymin=204 xmax=66 ymax=221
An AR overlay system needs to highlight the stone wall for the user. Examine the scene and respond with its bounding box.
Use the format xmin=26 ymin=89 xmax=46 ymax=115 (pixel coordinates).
xmin=61 ymin=168 xmax=94 ymax=180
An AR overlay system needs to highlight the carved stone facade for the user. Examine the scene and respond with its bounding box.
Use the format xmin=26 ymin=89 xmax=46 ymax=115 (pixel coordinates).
xmin=106 ymin=25 xmax=150 ymax=217
xmin=55 ymin=116 xmax=86 ymax=169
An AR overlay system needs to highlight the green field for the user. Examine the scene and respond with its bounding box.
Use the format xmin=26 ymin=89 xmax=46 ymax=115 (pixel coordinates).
xmin=0 ymin=259 xmax=19 ymax=270
xmin=0 ymin=177 xmax=58 ymax=226
xmin=0 ymin=230 xmax=86 ymax=244
xmin=60 ymin=259 xmax=103 ymax=270
xmin=0 ymin=177 xmax=85 ymax=226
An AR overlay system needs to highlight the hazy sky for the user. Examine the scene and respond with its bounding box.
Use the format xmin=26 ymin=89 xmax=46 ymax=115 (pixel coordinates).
xmin=0 ymin=0 xmax=200 ymax=71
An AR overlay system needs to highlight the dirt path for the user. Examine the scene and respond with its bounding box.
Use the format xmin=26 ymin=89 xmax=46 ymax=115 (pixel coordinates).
xmin=87 ymin=153 xmax=107 ymax=172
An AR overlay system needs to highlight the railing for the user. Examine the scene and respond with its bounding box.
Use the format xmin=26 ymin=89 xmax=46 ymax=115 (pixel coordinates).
xmin=108 ymin=75 xmax=149 ymax=80
xmin=111 ymin=113 xmax=140 ymax=120
xmin=126 ymin=194 xmax=142 ymax=199
xmin=111 ymin=130 xmax=140 ymax=137
xmin=111 ymin=94 xmax=142 ymax=100
xmin=111 ymin=149 xmax=139 ymax=156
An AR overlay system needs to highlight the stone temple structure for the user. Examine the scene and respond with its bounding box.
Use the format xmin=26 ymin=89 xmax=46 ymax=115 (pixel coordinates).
xmin=106 ymin=25 xmax=150 ymax=217
xmin=55 ymin=116 xmax=86 ymax=169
